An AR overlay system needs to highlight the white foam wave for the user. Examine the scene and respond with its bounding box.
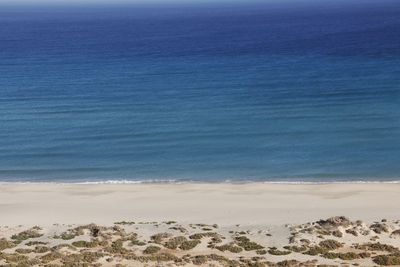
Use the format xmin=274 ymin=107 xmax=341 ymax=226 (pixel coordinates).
xmin=1 ymin=178 xmax=400 ymax=185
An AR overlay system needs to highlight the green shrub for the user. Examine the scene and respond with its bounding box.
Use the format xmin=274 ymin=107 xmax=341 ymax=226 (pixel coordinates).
xmin=179 ymin=240 xmax=201 ymax=250
xmin=215 ymin=243 xmax=243 ymax=253
xmin=143 ymin=245 xmax=161 ymax=254
xmin=11 ymin=229 xmax=43 ymax=243
xmin=0 ymin=239 xmax=16 ymax=251
xmin=164 ymin=236 xmax=186 ymax=249
xmin=234 ymin=236 xmax=264 ymax=251
xmin=319 ymin=239 xmax=343 ymax=250
xmin=268 ymin=248 xmax=291 ymax=256
xmin=373 ymin=254 xmax=400 ymax=266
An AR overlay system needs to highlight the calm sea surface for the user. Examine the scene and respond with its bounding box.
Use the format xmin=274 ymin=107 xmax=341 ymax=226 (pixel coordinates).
xmin=0 ymin=1 xmax=399 ymax=182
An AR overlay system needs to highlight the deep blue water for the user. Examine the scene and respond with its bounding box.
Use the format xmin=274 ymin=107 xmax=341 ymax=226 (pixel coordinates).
xmin=0 ymin=1 xmax=399 ymax=182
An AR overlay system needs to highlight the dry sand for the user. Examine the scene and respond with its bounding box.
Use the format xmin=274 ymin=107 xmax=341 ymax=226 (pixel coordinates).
xmin=0 ymin=183 xmax=399 ymax=226
xmin=1 ymin=183 xmax=400 ymax=266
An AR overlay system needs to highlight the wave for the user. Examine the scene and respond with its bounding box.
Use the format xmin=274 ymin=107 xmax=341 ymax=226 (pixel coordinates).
xmin=1 ymin=178 xmax=400 ymax=185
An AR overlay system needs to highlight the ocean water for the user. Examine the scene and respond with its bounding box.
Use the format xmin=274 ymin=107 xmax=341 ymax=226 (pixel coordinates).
xmin=0 ymin=0 xmax=399 ymax=183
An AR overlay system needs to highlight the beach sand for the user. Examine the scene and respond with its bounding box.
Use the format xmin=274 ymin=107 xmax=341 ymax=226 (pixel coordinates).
xmin=1 ymin=183 xmax=400 ymax=266
xmin=1 ymin=183 xmax=399 ymax=225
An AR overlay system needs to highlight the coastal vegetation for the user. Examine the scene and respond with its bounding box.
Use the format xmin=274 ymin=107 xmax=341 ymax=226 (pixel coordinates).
xmin=1 ymin=217 xmax=400 ymax=266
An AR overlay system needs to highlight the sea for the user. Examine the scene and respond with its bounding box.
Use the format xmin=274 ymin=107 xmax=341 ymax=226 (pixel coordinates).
xmin=0 ymin=0 xmax=399 ymax=183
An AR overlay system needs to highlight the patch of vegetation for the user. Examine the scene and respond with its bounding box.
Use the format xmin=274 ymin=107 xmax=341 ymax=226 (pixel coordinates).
xmin=268 ymin=247 xmax=291 ymax=256
xmin=192 ymin=255 xmax=208 ymax=265
xmin=120 ymin=232 xmax=138 ymax=241
xmin=115 ymin=221 xmax=135 ymax=225
xmin=370 ymin=235 xmax=380 ymax=241
xmin=131 ymin=239 xmax=146 ymax=246
xmin=53 ymin=232 xmax=76 ymax=240
xmin=62 ymin=251 xmax=105 ymax=265
xmin=316 ymin=229 xmax=331 ymax=236
xmin=169 ymin=226 xmax=187 ymax=233
xmin=276 ymin=260 xmax=301 ymax=267
xmin=15 ymin=248 xmax=33 ymax=254
xmin=0 ymin=238 xmax=16 ymax=251
xmin=283 ymin=245 xmax=307 ymax=252
xmin=370 ymin=223 xmax=389 ymax=234
xmin=239 ymin=259 xmax=266 ymax=267
xmin=317 ymin=216 xmax=351 ymax=229
xmin=106 ymin=239 xmax=129 ymax=254
xmin=40 ymin=251 xmax=63 ymax=263
xmin=256 ymin=249 xmax=267 ymax=255
xmin=0 ymin=253 xmax=27 ymax=262
xmin=137 ymin=221 xmax=157 ymax=225
xmin=299 ymin=238 xmax=311 ymax=245
xmin=346 ymin=229 xmax=358 ymax=236
xmin=235 ymin=236 xmax=264 ymax=251
xmin=359 ymin=252 xmax=371 ymax=258
xmin=390 ymin=229 xmax=400 ymax=237
xmin=52 ymin=243 xmax=76 ymax=251
xmin=331 ymin=230 xmax=343 ymax=238
xmin=90 ymin=226 xmax=101 ymax=238
xmin=143 ymin=245 xmax=161 ymax=254
xmin=322 ymin=252 xmax=339 ymax=259
xmin=111 ymin=225 xmax=126 ymax=236
xmin=189 ymin=232 xmax=220 ymax=240
xmin=164 ymin=236 xmax=187 ymax=249
xmin=322 ymin=252 xmax=360 ymax=260
xmin=150 ymin=233 xmax=172 ymax=244
xmin=373 ymin=254 xmax=400 ymax=266
xmin=25 ymin=241 xmax=48 ymax=246
xmin=215 ymin=243 xmax=243 ymax=253
xmin=355 ymin=242 xmax=400 ymax=253
xmin=207 ymin=235 xmax=223 ymax=247
xmin=11 ymin=228 xmax=43 ymax=243
xmin=133 ymin=252 xmax=178 ymax=262
xmin=319 ymin=239 xmax=343 ymax=250
xmin=303 ymin=246 xmax=329 ymax=256
xmin=34 ymin=245 xmax=50 ymax=253
xmin=214 ymin=236 xmax=224 ymax=241
xmin=179 ymin=240 xmax=201 ymax=250
xmin=54 ymin=224 xmax=103 ymax=240
xmin=0 ymin=252 xmax=40 ymax=265
xmin=207 ymin=254 xmax=240 ymax=266
xmin=71 ymin=240 xmax=100 ymax=248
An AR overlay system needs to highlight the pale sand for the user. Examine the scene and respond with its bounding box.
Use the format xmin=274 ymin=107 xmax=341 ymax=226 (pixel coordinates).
xmin=1 ymin=183 xmax=400 ymax=266
xmin=0 ymin=183 xmax=399 ymax=226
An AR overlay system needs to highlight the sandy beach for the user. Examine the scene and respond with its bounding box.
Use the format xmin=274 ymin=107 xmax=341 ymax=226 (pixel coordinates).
xmin=1 ymin=183 xmax=400 ymax=266
xmin=1 ymin=183 xmax=399 ymax=225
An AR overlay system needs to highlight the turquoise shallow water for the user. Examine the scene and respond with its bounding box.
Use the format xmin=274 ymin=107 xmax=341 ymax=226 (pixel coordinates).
xmin=0 ymin=1 xmax=399 ymax=182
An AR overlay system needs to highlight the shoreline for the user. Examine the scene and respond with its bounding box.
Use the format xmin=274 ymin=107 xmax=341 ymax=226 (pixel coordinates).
xmin=1 ymin=179 xmax=400 ymax=185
